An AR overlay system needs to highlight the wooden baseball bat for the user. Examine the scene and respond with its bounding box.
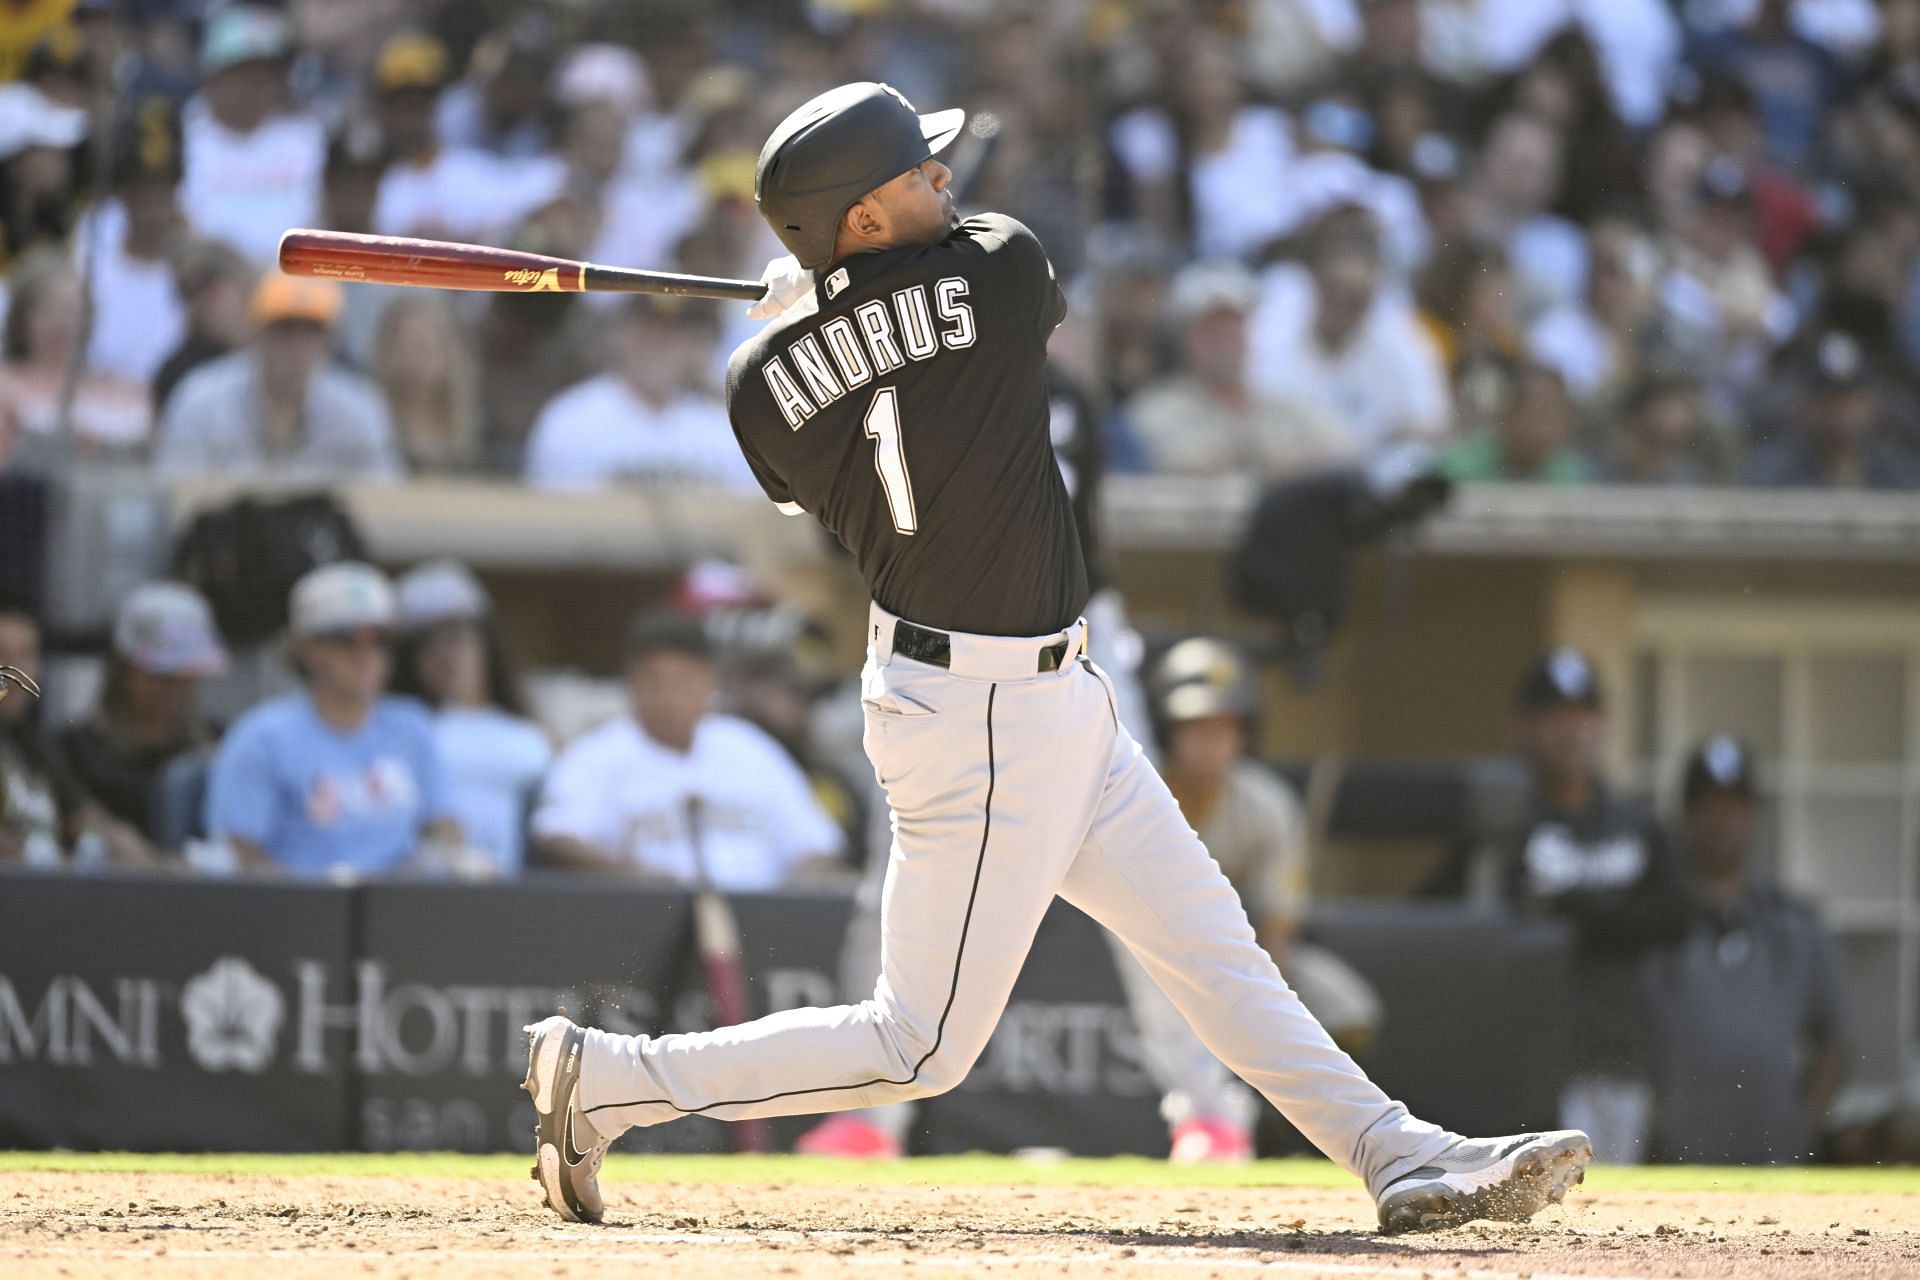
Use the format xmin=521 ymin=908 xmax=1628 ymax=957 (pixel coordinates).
xmin=277 ymin=229 xmax=767 ymax=302
xmin=684 ymin=795 xmax=774 ymax=1154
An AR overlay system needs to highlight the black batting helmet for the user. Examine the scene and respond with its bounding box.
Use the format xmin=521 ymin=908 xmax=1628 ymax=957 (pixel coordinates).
xmin=754 ymin=82 xmax=965 ymax=270
xmin=1149 ymin=638 xmax=1260 ymax=727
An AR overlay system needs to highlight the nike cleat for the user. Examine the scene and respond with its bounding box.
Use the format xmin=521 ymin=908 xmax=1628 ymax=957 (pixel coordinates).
xmin=523 ymin=1015 xmax=610 ymax=1223
xmin=1377 ymin=1129 xmax=1592 ymax=1233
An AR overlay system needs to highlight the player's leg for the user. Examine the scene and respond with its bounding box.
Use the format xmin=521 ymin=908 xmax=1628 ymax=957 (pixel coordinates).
xmin=562 ymin=652 xmax=1117 ymax=1137
xmin=1056 ymin=695 xmax=1589 ymax=1228
xmin=1105 ymin=933 xmax=1258 ymax=1162
xmin=796 ymin=829 xmax=915 ymax=1157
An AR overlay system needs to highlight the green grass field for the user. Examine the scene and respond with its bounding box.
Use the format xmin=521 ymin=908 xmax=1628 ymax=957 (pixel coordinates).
xmin=4 ymin=1150 xmax=1918 ymax=1195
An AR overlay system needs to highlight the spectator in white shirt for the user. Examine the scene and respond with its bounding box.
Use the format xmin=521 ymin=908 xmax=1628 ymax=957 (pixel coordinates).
xmin=533 ymin=609 xmax=845 ymax=887
xmin=80 ymin=123 xmax=186 ymax=386
xmin=370 ymin=33 xmax=561 ymax=245
xmin=155 ymin=273 xmax=400 ymax=481
xmin=524 ymin=298 xmax=754 ymax=491
xmin=178 ymin=7 xmax=324 ymax=265
xmin=1247 ymin=209 xmax=1451 ymax=453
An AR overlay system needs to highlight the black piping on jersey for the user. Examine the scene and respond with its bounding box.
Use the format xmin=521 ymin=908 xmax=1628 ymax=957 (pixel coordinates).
xmin=584 ymin=683 xmax=1000 ymax=1119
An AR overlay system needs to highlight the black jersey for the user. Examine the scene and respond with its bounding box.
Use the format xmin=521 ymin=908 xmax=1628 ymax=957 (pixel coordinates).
xmin=726 ymin=214 xmax=1088 ymax=637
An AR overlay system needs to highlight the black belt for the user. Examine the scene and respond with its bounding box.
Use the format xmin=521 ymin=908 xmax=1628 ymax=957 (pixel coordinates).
xmin=893 ymin=619 xmax=1072 ymax=673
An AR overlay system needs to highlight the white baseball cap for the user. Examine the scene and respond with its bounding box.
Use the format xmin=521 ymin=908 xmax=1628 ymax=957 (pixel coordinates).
xmin=114 ymin=582 xmax=228 ymax=677
xmin=396 ymin=559 xmax=489 ymax=630
xmin=290 ymin=562 xmax=396 ymax=637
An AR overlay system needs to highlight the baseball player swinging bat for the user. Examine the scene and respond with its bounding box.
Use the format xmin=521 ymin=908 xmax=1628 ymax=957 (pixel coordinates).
xmin=495 ymin=79 xmax=1590 ymax=1233
xmin=682 ymin=795 xmax=773 ymax=1155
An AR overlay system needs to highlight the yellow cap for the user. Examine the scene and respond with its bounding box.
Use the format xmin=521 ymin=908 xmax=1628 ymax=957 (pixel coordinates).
xmin=374 ymin=33 xmax=450 ymax=93
xmin=250 ymin=273 xmax=342 ymax=328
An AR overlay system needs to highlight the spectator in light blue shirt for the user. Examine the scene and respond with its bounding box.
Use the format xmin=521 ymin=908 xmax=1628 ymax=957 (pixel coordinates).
xmin=391 ymin=559 xmax=551 ymax=877
xmin=205 ymin=561 xmax=458 ymax=878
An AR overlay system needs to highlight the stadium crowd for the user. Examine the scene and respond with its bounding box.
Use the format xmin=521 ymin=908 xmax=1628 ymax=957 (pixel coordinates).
xmin=0 ymin=0 xmax=1914 ymax=485
xmin=0 ymin=0 xmax=1887 ymax=1164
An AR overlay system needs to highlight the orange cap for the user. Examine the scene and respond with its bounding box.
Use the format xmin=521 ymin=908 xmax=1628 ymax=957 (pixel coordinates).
xmin=250 ymin=272 xmax=342 ymax=328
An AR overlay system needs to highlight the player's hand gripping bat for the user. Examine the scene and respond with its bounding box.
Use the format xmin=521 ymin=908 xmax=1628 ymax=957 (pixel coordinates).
xmin=277 ymin=229 xmax=768 ymax=303
xmin=683 ymin=795 xmax=774 ymax=1154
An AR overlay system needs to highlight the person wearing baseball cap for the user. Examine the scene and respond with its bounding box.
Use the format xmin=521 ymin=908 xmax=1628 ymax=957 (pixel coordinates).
xmin=47 ymin=583 xmax=227 ymax=853
xmin=204 ymin=562 xmax=459 ymax=878
xmin=1425 ymin=646 xmax=1688 ymax=1163
xmin=390 ymin=561 xmax=550 ymax=877
xmin=1147 ymin=637 xmax=1382 ymax=1159
xmin=155 ymin=271 xmax=402 ymax=481
xmin=1642 ymin=736 xmax=1852 ymax=1163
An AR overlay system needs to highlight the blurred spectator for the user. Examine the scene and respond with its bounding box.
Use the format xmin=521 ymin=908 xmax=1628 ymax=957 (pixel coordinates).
xmin=1466 ymin=0 xmax=1684 ymax=129
xmin=371 ymin=295 xmax=481 ymax=474
xmin=1659 ymin=156 xmax=1790 ymax=397
xmin=318 ymin=122 xmax=408 ymax=368
xmin=392 ymin=560 xmax=550 ymax=878
xmin=1442 ymin=360 xmax=1592 ymax=484
xmin=0 ymin=247 xmax=151 ymax=466
xmin=1528 ymin=220 xmax=1658 ymax=407
xmin=370 ymin=32 xmax=559 ymax=243
xmin=151 ymin=237 xmax=253 ymax=412
xmin=155 ymin=273 xmax=400 ymax=481
xmin=550 ymin=44 xmax=706 ymax=284
xmin=1643 ymin=735 xmax=1852 ymax=1164
xmin=0 ymin=596 xmax=72 ymax=864
xmin=474 ymin=284 xmax=595 ymax=468
xmin=716 ymin=618 xmax=867 ymax=868
xmin=1130 ymin=261 xmax=1344 ymax=476
xmin=1466 ymin=112 xmax=1585 ymax=318
xmin=205 ymin=562 xmax=459 ymax=878
xmin=1106 ymin=29 xmax=1296 ymax=261
xmin=1416 ymin=242 xmax=1523 ymax=421
xmin=1247 ymin=211 xmax=1451 ymax=451
xmin=1273 ymin=95 xmax=1429 ymax=276
xmin=0 ymin=80 xmax=87 ymax=272
xmin=434 ymin=23 xmax=557 ymax=160
xmin=0 ymin=595 xmax=147 ymax=867
xmin=79 ymin=104 xmax=186 ymax=386
xmin=531 ymin=608 xmax=844 ymax=885
xmin=1597 ymin=375 xmax=1722 ymax=485
xmin=0 ymin=3 xmax=79 ymax=83
xmin=1149 ymin=638 xmax=1381 ymax=1055
xmin=47 ymin=582 xmax=226 ymax=852
xmin=1744 ymin=332 xmax=1920 ymax=488
xmin=1425 ymin=648 xmax=1688 ymax=1162
xmin=524 ymin=298 xmax=749 ymax=491
xmin=1690 ymin=0 xmax=1848 ymax=171
xmin=178 ymin=6 xmax=324 ymax=264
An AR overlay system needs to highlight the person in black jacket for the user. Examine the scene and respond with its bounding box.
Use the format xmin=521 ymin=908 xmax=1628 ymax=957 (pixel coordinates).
xmin=1425 ymin=647 xmax=1688 ymax=1162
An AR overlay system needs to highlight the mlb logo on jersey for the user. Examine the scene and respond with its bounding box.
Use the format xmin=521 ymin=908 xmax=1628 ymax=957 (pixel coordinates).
xmin=825 ymin=267 xmax=851 ymax=299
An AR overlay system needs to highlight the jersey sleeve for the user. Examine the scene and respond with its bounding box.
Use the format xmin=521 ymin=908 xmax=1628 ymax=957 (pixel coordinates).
xmin=725 ymin=350 xmax=803 ymax=513
xmin=970 ymin=214 xmax=1068 ymax=340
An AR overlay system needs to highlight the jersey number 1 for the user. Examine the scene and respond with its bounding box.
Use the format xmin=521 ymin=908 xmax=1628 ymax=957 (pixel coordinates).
xmin=863 ymin=386 xmax=918 ymax=535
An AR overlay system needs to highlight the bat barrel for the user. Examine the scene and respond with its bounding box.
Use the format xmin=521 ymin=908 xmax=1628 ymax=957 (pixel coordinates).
xmin=277 ymin=229 xmax=766 ymax=304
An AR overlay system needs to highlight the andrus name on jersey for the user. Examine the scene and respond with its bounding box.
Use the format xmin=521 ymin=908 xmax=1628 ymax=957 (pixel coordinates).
xmin=762 ymin=277 xmax=977 ymax=429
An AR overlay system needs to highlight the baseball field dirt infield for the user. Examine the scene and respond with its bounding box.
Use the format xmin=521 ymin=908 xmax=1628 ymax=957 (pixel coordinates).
xmin=5 ymin=1154 xmax=1920 ymax=1279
